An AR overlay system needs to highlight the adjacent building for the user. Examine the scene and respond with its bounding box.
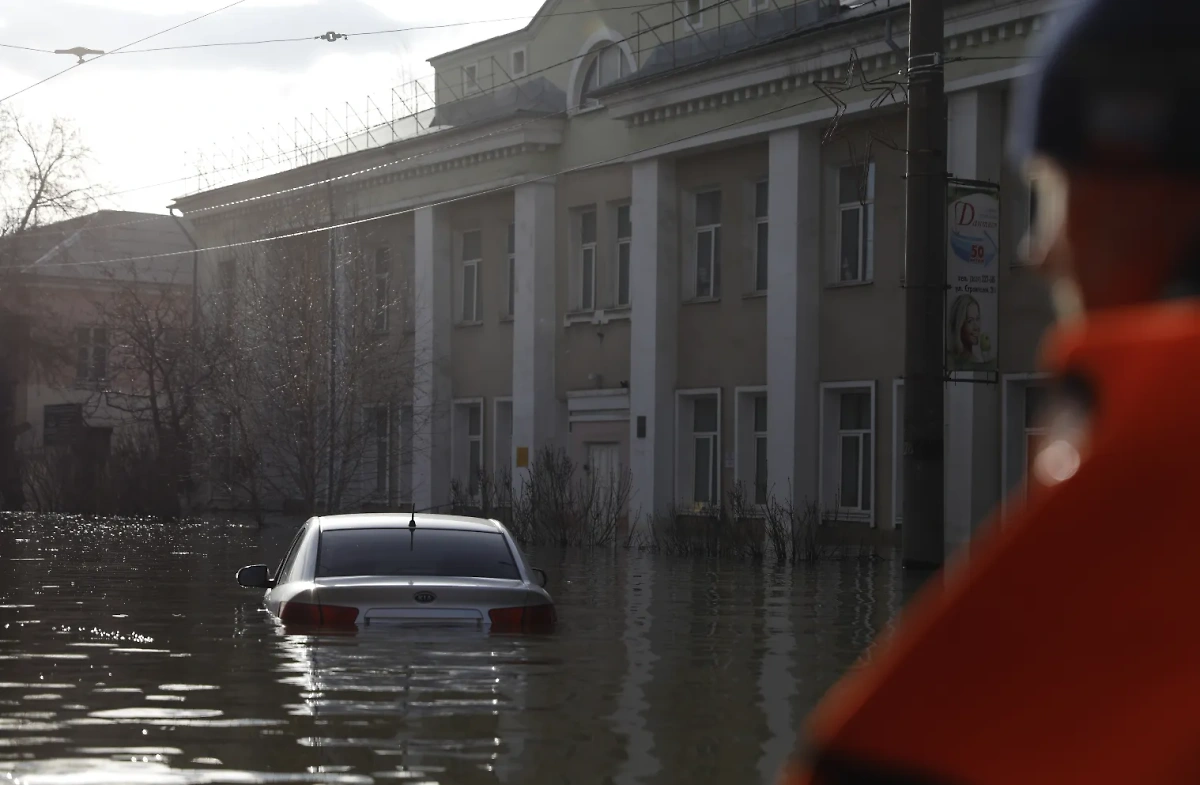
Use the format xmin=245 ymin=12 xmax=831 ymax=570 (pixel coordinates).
xmin=174 ymin=0 xmax=1060 ymax=554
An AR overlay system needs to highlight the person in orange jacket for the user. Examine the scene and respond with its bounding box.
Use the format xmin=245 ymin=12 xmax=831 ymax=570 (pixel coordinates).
xmin=776 ymin=1 xmax=1200 ymax=783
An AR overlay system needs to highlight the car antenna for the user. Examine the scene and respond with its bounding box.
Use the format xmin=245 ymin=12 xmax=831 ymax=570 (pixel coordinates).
xmin=409 ymin=504 xmax=417 ymax=528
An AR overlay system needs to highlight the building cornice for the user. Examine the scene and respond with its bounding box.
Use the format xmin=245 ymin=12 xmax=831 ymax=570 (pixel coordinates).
xmin=605 ymin=0 xmax=1060 ymax=129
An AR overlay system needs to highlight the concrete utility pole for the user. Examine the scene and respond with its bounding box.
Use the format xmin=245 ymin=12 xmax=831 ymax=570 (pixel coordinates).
xmin=902 ymin=0 xmax=948 ymax=570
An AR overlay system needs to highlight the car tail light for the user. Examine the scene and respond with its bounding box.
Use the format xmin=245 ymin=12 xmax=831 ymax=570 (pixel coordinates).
xmin=279 ymin=601 xmax=359 ymax=628
xmin=488 ymin=603 xmax=556 ymax=633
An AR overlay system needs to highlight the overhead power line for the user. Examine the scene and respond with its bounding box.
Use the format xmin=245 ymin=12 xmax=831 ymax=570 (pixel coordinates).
xmin=21 ymin=78 xmax=856 ymax=273
xmin=0 ymin=0 xmax=249 ymax=105
xmin=16 ymin=0 xmax=819 ymax=239
xmin=0 ymin=3 xmax=666 ymax=59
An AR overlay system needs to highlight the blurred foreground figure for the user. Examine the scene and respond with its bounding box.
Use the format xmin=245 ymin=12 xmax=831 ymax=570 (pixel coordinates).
xmin=777 ymin=1 xmax=1200 ymax=783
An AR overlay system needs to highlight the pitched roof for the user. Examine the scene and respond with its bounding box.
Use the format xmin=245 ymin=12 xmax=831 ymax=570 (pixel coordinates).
xmin=2 ymin=210 xmax=196 ymax=286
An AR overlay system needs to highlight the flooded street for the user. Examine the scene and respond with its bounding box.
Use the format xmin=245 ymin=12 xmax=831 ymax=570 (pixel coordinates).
xmin=0 ymin=516 xmax=912 ymax=785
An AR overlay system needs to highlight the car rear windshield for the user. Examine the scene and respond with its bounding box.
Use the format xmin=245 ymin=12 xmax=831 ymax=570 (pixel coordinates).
xmin=315 ymin=528 xmax=521 ymax=580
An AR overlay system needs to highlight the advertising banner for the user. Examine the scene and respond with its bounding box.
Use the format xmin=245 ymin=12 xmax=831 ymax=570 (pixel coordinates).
xmin=946 ymin=180 xmax=1001 ymax=373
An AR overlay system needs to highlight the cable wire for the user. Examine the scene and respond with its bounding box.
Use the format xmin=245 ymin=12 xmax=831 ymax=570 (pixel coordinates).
xmin=15 ymin=0 xmax=831 ymax=239
xmin=0 ymin=0 xmax=249 ymax=105
xmin=21 ymin=80 xmax=854 ymax=273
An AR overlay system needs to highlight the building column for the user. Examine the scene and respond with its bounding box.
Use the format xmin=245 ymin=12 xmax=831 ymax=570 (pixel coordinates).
xmin=512 ymin=181 xmax=557 ymax=490
xmin=944 ymin=88 xmax=1004 ymax=556
xmin=629 ymin=157 xmax=678 ymax=526
xmin=766 ymin=127 xmax=821 ymax=508
xmin=413 ymin=204 xmax=452 ymax=511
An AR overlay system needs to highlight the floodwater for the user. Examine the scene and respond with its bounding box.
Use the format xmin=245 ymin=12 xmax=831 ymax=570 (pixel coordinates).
xmin=0 ymin=515 xmax=914 ymax=785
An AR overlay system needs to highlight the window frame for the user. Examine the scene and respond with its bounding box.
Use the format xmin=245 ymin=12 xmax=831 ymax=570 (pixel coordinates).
xmin=453 ymin=398 xmax=485 ymax=500
xmin=75 ymin=325 xmax=109 ymax=385
xmin=459 ymin=229 xmax=482 ymax=324
xmin=891 ymin=379 xmax=904 ymax=529
xmin=682 ymin=0 xmax=704 ymax=27
xmin=675 ymin=388 xmax=722 ymax=511
xmin=463 ymin=63 xmax=479 ymax=94
xmin=818 ymin=381 xmax=876 ymax=525
xmin=510 ymin=46 xmax=527 ymax=77
xmin=749 ymin=0 xmax=769 ymax=10
xmin=834 ymin=161 xmax=876 ymax=285
xmin=493 ymin=397 xmax=514 ymax=504
xmin=579 ymin=208 xmax=598 ymax=312
xmin=1000 ymin=373 xmax=1053 ymax=515
xmin=753 ymin=179 xmax=769 ymax=293
xmin=693 ymin=189 xmax=722 ymax=300
xmin=614 ymin=202 xmax=632 ymax=308
xmin=734 ymin=386 xmax=768 ymax=509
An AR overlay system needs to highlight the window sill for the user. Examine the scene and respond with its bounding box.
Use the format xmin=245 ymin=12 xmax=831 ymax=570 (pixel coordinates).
xmin=455 ymin=320 xmax=484 ymax=328
xmin=563 ymin=307 xmax=630 ymax=327
xmin=742 ymin=290 xmax=767 ymax=300
xmin=499 ymin=314 xmax=514 ymax=323
xmin=826 ymin=279 xmax=874 ymax=290
xmin=682 ymin=296 xmax=721 ymax=306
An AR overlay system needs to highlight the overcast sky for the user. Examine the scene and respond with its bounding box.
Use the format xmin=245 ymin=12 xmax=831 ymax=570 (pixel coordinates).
xmin=0 ymin=0 xmax=544 ymax=213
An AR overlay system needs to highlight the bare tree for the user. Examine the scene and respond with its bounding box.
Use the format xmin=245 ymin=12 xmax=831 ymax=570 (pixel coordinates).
xmin=200 ymin=197 xmax=420 ymax=519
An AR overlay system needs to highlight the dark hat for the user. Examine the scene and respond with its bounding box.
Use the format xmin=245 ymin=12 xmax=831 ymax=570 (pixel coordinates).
xmin=1010 ymin=0 xmax=1200 ymax=174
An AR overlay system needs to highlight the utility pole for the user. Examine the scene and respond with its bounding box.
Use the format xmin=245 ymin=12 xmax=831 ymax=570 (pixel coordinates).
xmin=902 ymin=0 xmax=947 ymax=571
xmin=326 ymin=176 xmax=337 ymax=515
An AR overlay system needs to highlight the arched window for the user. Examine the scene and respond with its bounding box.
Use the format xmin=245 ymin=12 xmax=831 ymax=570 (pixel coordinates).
xmin=579 ymin=42 xmax=630 ymax=106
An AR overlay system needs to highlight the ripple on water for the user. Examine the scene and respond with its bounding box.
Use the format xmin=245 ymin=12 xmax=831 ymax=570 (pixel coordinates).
xmin=0 ymin=758 xmax=376 ymax=783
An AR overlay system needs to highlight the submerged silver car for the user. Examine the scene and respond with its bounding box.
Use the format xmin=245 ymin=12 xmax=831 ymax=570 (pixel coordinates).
xmin=236 ymin=513 xmax=556 ymax=633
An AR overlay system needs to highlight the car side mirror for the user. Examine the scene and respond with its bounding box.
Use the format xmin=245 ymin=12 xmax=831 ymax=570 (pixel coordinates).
xmin=532 ymin=568 xmax=548 ymax=588
xmin=237 ymin=564 xmax=272 ymax=588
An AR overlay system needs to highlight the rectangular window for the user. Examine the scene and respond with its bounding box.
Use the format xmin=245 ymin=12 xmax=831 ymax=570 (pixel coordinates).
xmin=692 ymin=396 xmax=719 ymax=506
xmin=316 ymin=528 xmax=520 ymax=580
xmin=580 ymin=209 xmax=597 ymax=311
xmin=506 ymin=222 xmax=516 ymax=318
xmin=838 ymin=391 xmax=872 ymax=512
xmin=754 ymin=180 xmax=769 ymax=292
xmin=753 ymin=395 xmax=768 ymax=505
xmin=511 ymin=48 xmax=526 ymax=77
xmin=749 ymin=0 xmax=768 ymax=10
xmin=683 ymin=0 xmax=703 ymax=25
xmin=461 ymin=230 xmax=481 ymax=322
xmin=695 ymin=189 xmax=722 ymax=299
xmin=367 ymin=405 xmax=390 ymax=497
xmin=463 ymin=63 xmax=478 ymax=93
xmin=615 ymin=204 xmax=631 ymax=307
xmin=75 ymin=326 xmax=108 ymax=384
xmin=373 ymin=247 xmax=391 ymax=332
xmin=837 ymin=163 xmax=875 ymax=284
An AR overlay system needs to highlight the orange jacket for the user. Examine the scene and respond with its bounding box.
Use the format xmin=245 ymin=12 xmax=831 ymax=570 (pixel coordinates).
xmin=778 ymin=301 xmax=1200 ymax=785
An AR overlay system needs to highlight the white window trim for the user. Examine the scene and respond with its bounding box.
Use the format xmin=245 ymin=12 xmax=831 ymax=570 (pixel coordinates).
xmin=675 ymin=387 xmax=722 ymax=511
xmin=459 ymin=230 xmax=482 ymax=325
xmin=572 ymin=208 xmax=598 ymax=313
xmin=891 ymin=379 xmax=903 ymax=529
xmin=363 ymin=404 xmax=391 ymax=500
xmin=582 ymin=236 xmax=597 ymax=313
xmin=818 ymin=380 xmax=877 ymax=527
xmin=734 ymin=385 xmax=768 ymax=509
xmin=451 ymin=397 xmax=485 ymax=502
xmin=1000 ymin=372 xmax=1052 ymax=516
xmin=753 ymin=178 xmax=769 ymax=294
xmin=463 ymin=62 xmax=480 ymax=94
xmin=833 ymin=161 xmax=876 ymax=286
xmin=681 ymin=0 xmax=704 ymax=28
xmin=510 ymin=46 xmax=527 ymax=77
xmin=690 ymin=188 xmax=722 ymax=302
xmin=614 ymin=201 xmax=632 ymax=308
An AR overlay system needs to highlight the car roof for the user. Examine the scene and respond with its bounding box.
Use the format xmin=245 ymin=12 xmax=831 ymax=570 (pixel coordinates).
xmin=314 ymin=513 xmax=506 ymax=534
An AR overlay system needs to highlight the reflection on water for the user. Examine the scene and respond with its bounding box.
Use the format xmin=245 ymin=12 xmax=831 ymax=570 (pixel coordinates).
xmin=0 ymin=515 xmax=911 ymax=784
